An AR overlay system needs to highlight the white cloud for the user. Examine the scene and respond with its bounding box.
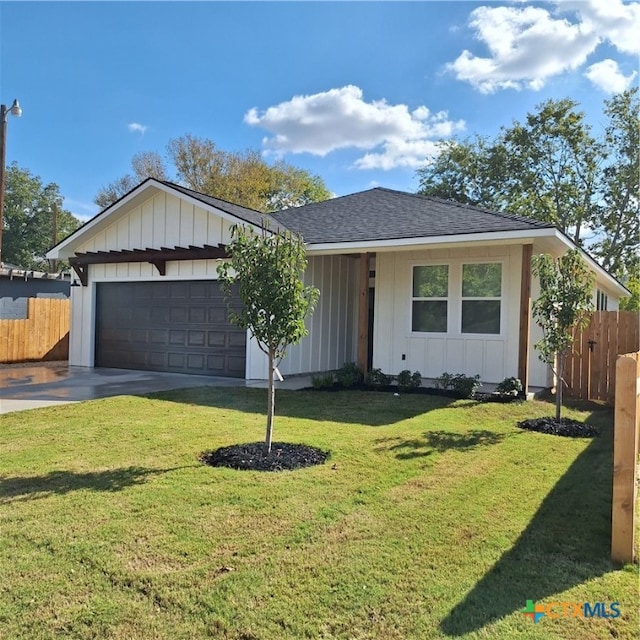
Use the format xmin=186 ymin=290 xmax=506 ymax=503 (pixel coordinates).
xmin=560 ymin=0 xmax=640 ymax=55
xmin=447 ymin=5 xmax=598 ymax=93
xmin=128 ymin=122 xmax=148 ymax=134
xmin=448 ymin=0 xmax=639 ymax=93
xmin=244 ymin=85 xmax=465 ymax=170
xmin=584 ymin=58 xmax=637 ymax=93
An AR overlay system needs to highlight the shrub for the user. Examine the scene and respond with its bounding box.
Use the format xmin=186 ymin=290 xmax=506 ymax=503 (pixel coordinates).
xmin=312 ymin=373 xmax=335 ymax=390
xmin=435 ymin=372 xmax=481 ymax=399
xmin=434 ymin=372 xmax=455 ymax=390
xmin=495 ymin=376 xmax=523 ymax=396
xmin=451 ymin=374 xmax=481 ymax=398
xmin=365 ymin=368 xmax=393 ymax=388
xmin=335 ymin=362 xmax=363 ymax=388
xmin=396 ymin=370 xmax=422 ymax=392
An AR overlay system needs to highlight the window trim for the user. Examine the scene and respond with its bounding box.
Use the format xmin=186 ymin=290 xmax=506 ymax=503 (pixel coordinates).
xmin=410 ymin=264 xmax=449 ymax=334
xmin=460 ymin=262 xmax=503 ymax=335
xmin=409 ymin=258 xmax=507 ymax=338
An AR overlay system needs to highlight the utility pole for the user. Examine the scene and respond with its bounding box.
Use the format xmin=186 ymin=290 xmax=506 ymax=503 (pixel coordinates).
xmin=0 ymin=99 xmax=22 ymax=267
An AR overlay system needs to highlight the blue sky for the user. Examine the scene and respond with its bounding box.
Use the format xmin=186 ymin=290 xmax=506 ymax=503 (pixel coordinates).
xmin=1 ymin=0 xmax=638 ymax=221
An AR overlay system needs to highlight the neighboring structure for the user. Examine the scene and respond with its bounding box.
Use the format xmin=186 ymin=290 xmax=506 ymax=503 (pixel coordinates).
xmin=0 ymin=265 xmax=70 ymax=319
xmin=46 ymin=179 xmax=628 ymax=392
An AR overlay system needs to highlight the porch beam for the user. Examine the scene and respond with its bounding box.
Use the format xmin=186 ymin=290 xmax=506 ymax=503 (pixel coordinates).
xmin=518 ymin=244 xmax=533 ymax=394
xmin=357 ymin=253 xmax=370 ymax=374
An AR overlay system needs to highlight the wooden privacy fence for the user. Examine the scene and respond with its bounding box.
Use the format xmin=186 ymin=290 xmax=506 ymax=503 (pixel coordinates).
xmin=0 ymin=298 xmax=70 ymax=363
xmin=564 ymin=310 xmax=640 ymax=405
xmin=611 ymin=352 xmax=639 ymax=564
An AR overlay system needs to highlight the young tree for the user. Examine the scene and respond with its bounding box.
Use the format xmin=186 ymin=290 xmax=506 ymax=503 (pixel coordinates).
xmin=217 ymin=224 xmax=319 ymax=454
xmin=531 ymin=250 xmax=594 ymax=420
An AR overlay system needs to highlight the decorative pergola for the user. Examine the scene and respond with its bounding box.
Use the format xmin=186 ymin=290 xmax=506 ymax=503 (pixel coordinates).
xmin=68 ymin=244 xmax=229 ymax=286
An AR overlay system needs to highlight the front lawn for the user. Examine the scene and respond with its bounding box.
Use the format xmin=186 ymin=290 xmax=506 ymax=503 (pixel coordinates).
xmin=0 ymin=388 xmax=637 ymax=639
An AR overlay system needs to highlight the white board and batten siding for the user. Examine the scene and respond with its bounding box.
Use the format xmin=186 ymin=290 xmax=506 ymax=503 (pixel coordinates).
xmin=373 ymin=244 xmax=524 ymax=385
xmin=69 ymin=191 xmax=235 ymax=367
xmin=246 ymin=255 xmax=359 ymax=379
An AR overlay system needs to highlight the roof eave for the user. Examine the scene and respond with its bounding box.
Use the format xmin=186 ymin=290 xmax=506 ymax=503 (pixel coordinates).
xmin=551 ymin=230 xmax=630 ymax=297
xmin=304 ymin=228 xmax=557 ymax=254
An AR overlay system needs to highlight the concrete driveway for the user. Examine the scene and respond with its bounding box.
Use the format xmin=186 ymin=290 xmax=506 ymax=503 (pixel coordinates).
xmin=0 ymin=362 xmax=246 ymax=414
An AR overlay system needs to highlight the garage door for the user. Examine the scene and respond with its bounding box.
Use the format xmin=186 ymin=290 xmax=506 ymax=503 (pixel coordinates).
xmin=95 ymin=281 xmax=246 ymax=377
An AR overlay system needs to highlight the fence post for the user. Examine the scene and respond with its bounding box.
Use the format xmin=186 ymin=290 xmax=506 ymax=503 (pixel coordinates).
xmin=611 ymin=353 xmax=639 ymax=564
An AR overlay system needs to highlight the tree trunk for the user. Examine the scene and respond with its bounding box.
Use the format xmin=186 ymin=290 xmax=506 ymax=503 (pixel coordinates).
xmin=555 ymin=355 xmax=564 ymax=421
xmin=265 ymin=349 xmax=275 ymax=455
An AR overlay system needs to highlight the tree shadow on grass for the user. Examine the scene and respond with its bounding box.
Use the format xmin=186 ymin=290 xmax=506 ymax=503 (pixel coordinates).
xmin=0 ymin=466 xmax=193 ymax=503
xmin=374 ymin=429 xmax=509 ymax=460
xmin=440 ymin=422 xmax=615 ymax=636
xmin=150 ymin=386 xmax=458 ymax=427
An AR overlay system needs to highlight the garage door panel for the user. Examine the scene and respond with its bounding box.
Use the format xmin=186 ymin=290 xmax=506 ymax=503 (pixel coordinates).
xmin=228 ymin=332 xmax=247 ymax=348
xmin=150 ymin=330 xmax=167 ymax=345
xmin=187 ymin=331 xmax=206 ymax=346
xmin=170 ymin=307 xmax=188 ymax=323
xmin=96 ymin=281 xmax=246 ymax=377
xmin=190 ymin=282 xmax=207 ymax=298
xmin=189 ymin=307 xmax=206 ymax=323
xmin=169 ymin=330 xmax=186 ymax=345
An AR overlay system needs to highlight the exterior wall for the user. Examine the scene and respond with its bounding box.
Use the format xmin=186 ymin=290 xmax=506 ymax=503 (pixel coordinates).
xmin=373 ymin=245 xmax=523 ymax=384
xmin=246 ymin=254 xmax=359 ymax=379
xmin=527 ymin=273 xmax=551 ymax=389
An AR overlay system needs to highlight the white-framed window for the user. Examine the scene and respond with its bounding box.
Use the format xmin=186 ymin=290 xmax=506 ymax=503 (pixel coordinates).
xmin=596 ymin=289 xmax=608 ymax=311
xmin=411 ymin=265 xmax=448 ymax=333
xmin=461 ymin=262 xmax=502 ymax=334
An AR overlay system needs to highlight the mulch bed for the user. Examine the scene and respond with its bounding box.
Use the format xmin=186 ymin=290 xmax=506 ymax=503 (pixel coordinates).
xmin=517 ymin=417 xmax=599 ymax=438
xmin=200 ymin=442 xmax=330 ymax=472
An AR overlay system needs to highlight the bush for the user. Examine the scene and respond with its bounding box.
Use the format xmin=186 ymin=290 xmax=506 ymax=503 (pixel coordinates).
xmin=435 ymin=372 xmax=481 ymax=399
xmin=434 ymin=372 xmax=455 ymax=390
xmin=312 ymin=373 xmax=335 ymax=390
xmin=496 ymin=376 xmax=523 ymax=396
xmin=396 ymin=370 xmax=422 ymax=392
xmin=365 ymin=368 xmax=393 ymax=388
xmin=335 ymin=362 xmax=363 ymax=388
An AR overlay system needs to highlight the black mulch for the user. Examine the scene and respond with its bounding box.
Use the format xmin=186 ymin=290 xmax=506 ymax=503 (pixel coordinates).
xmin=517 ymin=417 xmax=599 ymax=438
xmin=200 ymin=442 xmax=330 ymax=472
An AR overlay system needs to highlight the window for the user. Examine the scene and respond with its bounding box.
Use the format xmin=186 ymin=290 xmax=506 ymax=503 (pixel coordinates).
xmin=412 ymin=265 xmax=448 ymax=332
xmin=461 ymin=263 xmax=502 ymax=334
xmin=596 ymin=289 xmax=608 ymax=311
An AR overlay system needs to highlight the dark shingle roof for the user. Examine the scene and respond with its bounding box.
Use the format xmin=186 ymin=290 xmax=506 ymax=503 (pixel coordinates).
xmin=271 ymin=187 xmax=554 ymax=244
xmin=160 ymin=181 xmax=274 ymax=229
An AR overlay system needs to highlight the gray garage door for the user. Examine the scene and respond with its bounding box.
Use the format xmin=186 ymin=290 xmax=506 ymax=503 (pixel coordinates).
xmin=95 ymin=281 xmax=246 ymax=377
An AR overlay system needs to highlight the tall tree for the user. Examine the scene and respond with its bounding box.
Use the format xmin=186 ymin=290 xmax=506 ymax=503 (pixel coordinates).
xmin=593 ymin=87 xmax=639 ymax=279
xmin=95 ymin=151 xmax=168 ymax=208
xmin=95 ymin=135 xmax=332 ymax=212
xmin=2 ymin=163 xmax=80 ymax=271
xmin=416 ymin=135 xmax=509 ymax=209
xmin=501 ymin=98 xmax=600 ymax=246
xmin=217 ymin=224 xmax=319 ymax=454
xmin=531 ymin=250 xmax=594 ymax=421
xmin=417 ymin=96 xmax=630 ymax=258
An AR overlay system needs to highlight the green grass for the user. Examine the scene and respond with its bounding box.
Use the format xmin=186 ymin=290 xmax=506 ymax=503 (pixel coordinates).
xmin=1 ymin=388 xmax=637 ymax=640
